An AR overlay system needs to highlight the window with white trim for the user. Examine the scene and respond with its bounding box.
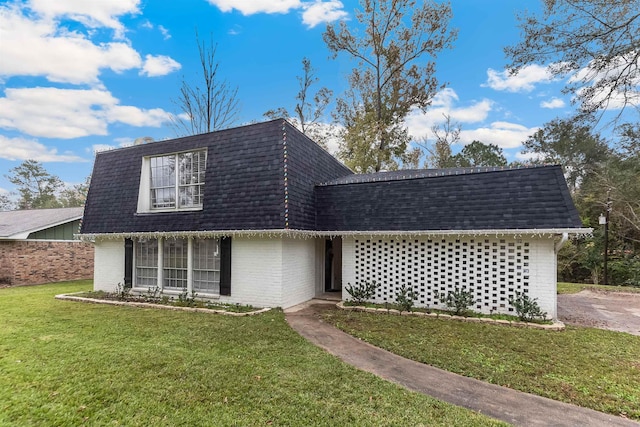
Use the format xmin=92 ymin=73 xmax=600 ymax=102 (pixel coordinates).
xmin=134 ymin=237 xmax=221 ymax=295
xmin=193 ymin=238 xmax=221 ymax=294
xmin=163 ymin=238 xmax=188 ymax=289
xmin=135 ymin=239 xmax=158 ymax=287
xmin=149 ymin=150 xmax=206 ymax=210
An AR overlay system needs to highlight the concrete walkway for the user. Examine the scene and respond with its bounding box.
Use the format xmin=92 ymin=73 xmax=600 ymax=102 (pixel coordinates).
xmin=285 ymin=301 xmax=639 ymax=427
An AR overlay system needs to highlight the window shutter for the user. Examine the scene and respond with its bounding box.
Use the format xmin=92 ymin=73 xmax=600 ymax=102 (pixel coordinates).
xmin=220 ymin=237 xmax=232 ymax=295
xmin=124 ymin=238 xmax=133 ymax=288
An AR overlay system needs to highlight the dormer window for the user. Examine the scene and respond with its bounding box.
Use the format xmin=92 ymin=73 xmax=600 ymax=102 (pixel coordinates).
xmin=139 ymin=149 xmax=206 ymax=212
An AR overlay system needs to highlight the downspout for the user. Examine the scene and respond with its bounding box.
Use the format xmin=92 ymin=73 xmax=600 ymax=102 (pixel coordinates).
xmin=554 ymin=232 xmax=569 ymax=254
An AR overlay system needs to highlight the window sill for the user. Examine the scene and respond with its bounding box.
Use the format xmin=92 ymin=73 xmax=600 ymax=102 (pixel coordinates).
xmin=135 ymin=207 xmax=203 ymax=215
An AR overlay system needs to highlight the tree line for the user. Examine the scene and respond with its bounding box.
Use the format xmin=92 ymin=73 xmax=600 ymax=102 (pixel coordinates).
xmin=1 ymin=160 xmax=89 ymax=211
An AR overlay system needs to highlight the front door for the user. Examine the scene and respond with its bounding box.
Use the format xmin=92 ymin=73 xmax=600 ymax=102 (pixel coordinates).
xmin=324 ymin=238 xmax=342 ymax=292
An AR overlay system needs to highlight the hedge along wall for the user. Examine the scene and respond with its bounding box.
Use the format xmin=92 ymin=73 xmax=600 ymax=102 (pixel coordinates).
xmin=341 ymin=235 xmax=558 ymax=318
xmin=0 ymin=240 xmax=94 ymax=286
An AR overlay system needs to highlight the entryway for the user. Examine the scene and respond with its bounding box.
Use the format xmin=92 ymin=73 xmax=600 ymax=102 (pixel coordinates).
xmin=315 ymin=237 xmax=342 ymax=297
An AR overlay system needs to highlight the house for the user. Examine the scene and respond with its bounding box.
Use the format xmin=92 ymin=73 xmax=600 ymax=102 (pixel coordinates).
xmin=80 ymin=120 xmax=589 ymax=318
xmin=0 ymin=207 xmax=94 ymax=285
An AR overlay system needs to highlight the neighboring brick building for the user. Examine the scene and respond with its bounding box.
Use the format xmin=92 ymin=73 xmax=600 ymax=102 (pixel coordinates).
xmin=0 ymin=207 xmax=94 ymax=286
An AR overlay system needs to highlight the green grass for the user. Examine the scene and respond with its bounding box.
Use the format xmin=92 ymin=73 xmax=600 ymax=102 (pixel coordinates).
xmin=558 ymin=282 xmax=640 ymax=294
xmin=0 ymin=281 xmax=503 ymax=426
xmin=321 ymin=309 xmax=640 ymax=420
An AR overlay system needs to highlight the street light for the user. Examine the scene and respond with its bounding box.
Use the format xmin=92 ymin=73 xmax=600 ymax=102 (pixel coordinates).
xmin=599 ymin=191 xmax=611 ymax=286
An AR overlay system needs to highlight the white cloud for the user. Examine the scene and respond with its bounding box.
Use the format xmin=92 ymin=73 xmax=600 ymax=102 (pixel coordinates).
xmin=460 ymin=122 xmax=538 ymax=149
xmin=302 ymin=1 xmax=348 ymax=28
xmin=228 ymin=25 xmax=242 ymax=35
xmin=0 ymin=87 xmax=172 ymax=138
xmin=484 ymin=64 xmax=556 ymax=93
xmin=0 ymin=135 xmax=85 ymax=162
xmin=0 ymin=4 xmax=141 ymax=84
xmin=405 ymin=88 xmax=493 ymax=138
xmin=514 ymin=151 xmax=543 ymax=162
xmin=28 ymin=0 xmax=140 ymax=38
xmin=207 ymin=0 xmax=347 ymax=27
xmin=0 ymin=187 xmax=9 ymax=195
xmin=158 ymin=25 xmax=171 ymax=40
xmin=140 ymin=54 xmax=181 ymax=77
xmin=569 ymin=54 xmax=640 ymax=111
xmin=108 ymin=105 xmax=172 ymax=127
xmin=540 ymin=97 xmax=566 ymax=109
xmin=207 ymin=0 xmax=301 ymax=15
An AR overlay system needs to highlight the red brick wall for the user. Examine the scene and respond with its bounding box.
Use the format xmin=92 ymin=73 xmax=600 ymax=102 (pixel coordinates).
xmin=0 ymin=240 xmax=94 ymax=286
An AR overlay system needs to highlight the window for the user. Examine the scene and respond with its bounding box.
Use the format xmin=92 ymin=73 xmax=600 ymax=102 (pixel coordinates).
xmin=163 ymin=238 xmax=188 ymax=289
xmin=135 ymin=239 xmax=158 ymax=287
xmin=193 ymin=238 xmax=221 ymax=294
xmin=149 ymin=150 xmax=206 ymax=210
xmin=132 ymin=237 xmax=225 ymax=296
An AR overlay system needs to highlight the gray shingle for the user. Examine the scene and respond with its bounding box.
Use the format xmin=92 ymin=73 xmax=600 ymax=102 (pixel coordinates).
xmin=315 ymin=166 xmax=583 ymax=231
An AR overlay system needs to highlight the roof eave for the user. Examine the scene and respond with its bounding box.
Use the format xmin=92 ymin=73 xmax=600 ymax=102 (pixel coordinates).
xmin=77 ymin=227 xmax=593 ymax=241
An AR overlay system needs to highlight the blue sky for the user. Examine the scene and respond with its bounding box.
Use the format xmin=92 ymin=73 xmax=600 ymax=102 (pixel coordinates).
xmin=0 ymin=0 xmax=587 ymax=199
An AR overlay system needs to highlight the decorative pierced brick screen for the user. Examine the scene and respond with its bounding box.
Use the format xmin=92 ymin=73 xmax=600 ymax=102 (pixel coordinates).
xmin=353 ymin=237 xmax=530 ymax=314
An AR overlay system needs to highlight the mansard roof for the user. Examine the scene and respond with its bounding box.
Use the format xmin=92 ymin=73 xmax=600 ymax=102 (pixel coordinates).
xmin=81 ymin=120 xmax=352 ymax=234
xmin=81 ymin=120 xmax=584 ymax=236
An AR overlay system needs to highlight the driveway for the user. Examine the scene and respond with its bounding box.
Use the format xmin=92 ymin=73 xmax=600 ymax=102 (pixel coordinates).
xmin=558 ymin=290 xmax=640 ymax=336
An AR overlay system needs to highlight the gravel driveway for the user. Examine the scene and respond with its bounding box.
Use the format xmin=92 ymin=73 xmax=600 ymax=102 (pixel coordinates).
xmin=557 ymin=290 xmax=640 ymax=336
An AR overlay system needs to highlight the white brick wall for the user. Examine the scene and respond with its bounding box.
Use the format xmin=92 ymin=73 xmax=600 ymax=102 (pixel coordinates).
xmin=281 ymin=238 xmax=316 ymax=309
xmin=93 ymin=238 xmax=125 ymax=292
xmin=220 ymin=237 xmax=283 ymax=308
xmin=526 ymin=238 xmax=557 ymax=318
xmin=341 ymin=235 xmax=558 ymax=319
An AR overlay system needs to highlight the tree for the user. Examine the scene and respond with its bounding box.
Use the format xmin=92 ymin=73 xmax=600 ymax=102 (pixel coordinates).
xmin=506 ymin=0 xmax=640 ymax=120
xmin=452 ymin=141 xmax=508 ymax=167
xmin=324 ymin=0 xmax=457 ymax=172
xmin=5 ymin=160 xmax=63 ymax=209
xmin=418 ymin=114 xmax=460 ymax=168
xmin=0 ymin=194 xmax=13 ymax=211
xmin=58 ymin=175 xmax=90 ymax=208
xmin=264 ymin=58 xmax=333 ymax=148
xmin=172 ymin=31 xmax=240 ymax=135
xmin=521 ymin=117 xmax=610 ymax=191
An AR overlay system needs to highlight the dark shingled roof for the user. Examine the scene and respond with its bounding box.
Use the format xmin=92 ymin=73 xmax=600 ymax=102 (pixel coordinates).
xmin=314 ymin=165 xmax=583 ymax=231
xmin=81 ymin=120 xmax=352 ymax=234
xmin=81 ymin=120 xmax=583 ymax=235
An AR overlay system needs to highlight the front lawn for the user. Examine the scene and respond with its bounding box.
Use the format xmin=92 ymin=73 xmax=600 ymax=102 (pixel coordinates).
xmin=321 ymin=309 xmax=640 ymax=420
xmin=0 ymin=281 xmax=503 ymax=426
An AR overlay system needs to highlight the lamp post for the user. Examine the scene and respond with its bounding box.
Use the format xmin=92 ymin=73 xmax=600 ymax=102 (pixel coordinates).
xmin=598 ymin=191 xmax=611 ymax=286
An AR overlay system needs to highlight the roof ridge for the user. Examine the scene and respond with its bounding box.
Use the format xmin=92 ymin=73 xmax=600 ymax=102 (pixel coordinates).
xmin=317 ymin=164 xmax=560 ymax=186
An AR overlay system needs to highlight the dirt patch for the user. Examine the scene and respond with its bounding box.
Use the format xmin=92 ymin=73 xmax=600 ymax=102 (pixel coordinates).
xmin=558 ymin=290 xmax=640 ymax=336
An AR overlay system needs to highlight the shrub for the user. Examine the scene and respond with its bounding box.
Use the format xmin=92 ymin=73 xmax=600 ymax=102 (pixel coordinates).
xmin=114 ymin=282 xmax=131 ymax=301
xmin=395 ymin=284 xmax=419 ymax=312
xmin=345 ymin=281 xmax=380 ymax=305
xmin=508 ymin=292 xmax=547 ymax=322
xmin=176 ymin=289 xmax=198 ymax=307
xmin=440 ymin=287 xmax=475 ymax=316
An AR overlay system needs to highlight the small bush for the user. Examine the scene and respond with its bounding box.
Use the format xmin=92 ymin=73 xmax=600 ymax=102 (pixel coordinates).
xmin=395 ymin=284 xmax=419 ymax=312
xmin=345 ymin=281 xmax=380 ymax=305
xmin=114 ymin=282 xmax=131 ymax=301
xmin=508 ymin=292 xmax=547 ymax=322
xmin=176 ymin=289 xmax=198 ymax=307
xmin=441 ymin=287 xmax=475 ymax=316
